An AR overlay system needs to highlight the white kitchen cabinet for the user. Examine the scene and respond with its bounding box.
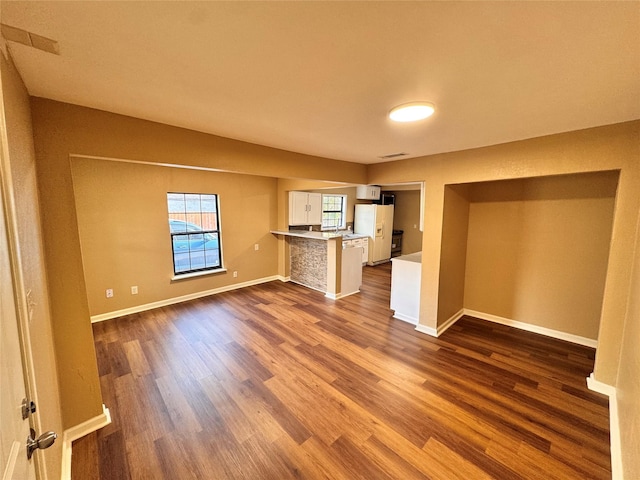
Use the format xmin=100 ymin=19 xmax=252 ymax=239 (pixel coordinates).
xmin=356 ymin=185 xmax=381 ymax=200
xmin=289 ymin=191 xmax=322 ymax=225
xmin=352 ymin=237 xmax=368 ymax=264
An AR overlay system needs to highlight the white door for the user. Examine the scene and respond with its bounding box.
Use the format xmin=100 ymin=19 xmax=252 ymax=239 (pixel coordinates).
xmin=0 ymin=186 xmax=36 ymax=479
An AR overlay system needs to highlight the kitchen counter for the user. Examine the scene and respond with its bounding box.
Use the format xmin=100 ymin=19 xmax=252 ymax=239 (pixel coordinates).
xmin=270 ymin=230 xmax=367 ymax=241
xmin=271 ymin=230 xmax=365 ymax=298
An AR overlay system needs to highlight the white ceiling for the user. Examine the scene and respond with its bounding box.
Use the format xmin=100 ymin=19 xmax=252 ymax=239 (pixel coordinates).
xmin=2 ymin=1 xmax=639 ymax=164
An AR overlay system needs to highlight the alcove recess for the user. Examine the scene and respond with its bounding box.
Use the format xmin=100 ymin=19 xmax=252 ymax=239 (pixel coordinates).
xmin=438 ymin=170 xmax=618 ymax=344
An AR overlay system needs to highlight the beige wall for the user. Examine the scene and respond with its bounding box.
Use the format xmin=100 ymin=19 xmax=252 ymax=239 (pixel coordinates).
xmin=389 ymin=190 xmax=422 ymax=255
xmin=367 ymin=121 xmax=640 ymax=388
xmin=1 ymin=55 xmax=63 ymax=476
xmin=618 ymin=202 xmax=640 ymax=478
xmin=464 ymin=173 xmax=617 ymax=340
xmin=24 ymin=94 xmax=640 ymax=470
xmin=30 ymin=98 xmax=367 ymax=428
xmin=71 ymin=158 xmax=279 ymax=316
xmin=437 ymin=185 xmax=470 ymax=325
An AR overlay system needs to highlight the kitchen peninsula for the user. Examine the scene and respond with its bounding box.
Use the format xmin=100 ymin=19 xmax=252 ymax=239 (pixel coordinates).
xmin=270 ymin=230 xmax=365 ymax=299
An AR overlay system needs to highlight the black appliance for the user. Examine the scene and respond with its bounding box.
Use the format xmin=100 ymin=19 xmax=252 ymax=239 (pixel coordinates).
xmin=374 ymin=193 xmax=395 ymax=205
xmin=391 ymin=229 xmax=403 ymax=257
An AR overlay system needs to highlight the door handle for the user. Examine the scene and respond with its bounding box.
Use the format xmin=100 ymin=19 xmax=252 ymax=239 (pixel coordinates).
xmin=26 ymin=428 xmax=57 ymax=459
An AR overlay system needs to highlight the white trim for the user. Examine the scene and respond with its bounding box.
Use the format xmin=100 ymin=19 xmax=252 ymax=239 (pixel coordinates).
xmin=2 ymin=441 xmax=20 ymax=480
xmin=415 ymin=323 xmax=437 ymax=337
xmin=276 ymin=275 xmax=290 ymax=282
xmin=288 ymin=279 xmax=358 ymax=300
xmin=412 ymin=308 xmax=464 ymax=337
xmin=60 ymin=404 xmax=111 ymax=480
xmin=326 ymin=289 xmax=361 ymax=300
xmin=438 ymin=308 xmax=464 ymax=336
xmin=463 ymin=309 xmax=598 ymax=348
xmin=586 ymin=374 xmax=622 ymax=479
xmin=171 ymin=268 xmax=227 ymax=281
xmin=586 ymin=372 xmax=616 ymax=397
xmin=288 ymin=279 xmax=327 ymax=295
xmin=393 ymin=312 xmax=418 ymax=325
xmin=91 ymin=275 xmax=280 ymax=323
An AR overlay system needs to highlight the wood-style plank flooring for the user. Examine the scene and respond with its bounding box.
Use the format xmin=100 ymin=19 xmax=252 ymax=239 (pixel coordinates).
xmin=72 ymin=263 xmax=611 ymax=479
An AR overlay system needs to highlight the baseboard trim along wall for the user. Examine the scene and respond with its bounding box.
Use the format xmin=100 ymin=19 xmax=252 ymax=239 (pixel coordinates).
xmin=586 ymin=373 xmax=622 ymax=479
xmin=463 ymin=309 xmax=598 ymax=348
xmin=326 ymin=290 xmax=361 ymax=300
xmin=414 ymin=308 xmax=464 ymax=337
xmin=393 ymin=312 xmax=418 ymax=325
xmin=60 ymin=404 xmax=111 ymax=480
xmin=413 ymin=308 xmax=598 ymax=348
xmin=90 ymin=275 xmax=281 ymax=323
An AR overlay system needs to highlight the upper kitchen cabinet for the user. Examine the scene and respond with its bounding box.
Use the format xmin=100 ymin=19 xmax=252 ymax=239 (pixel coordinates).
xmin=356 ymin=185 xmax=381 ymax=200
xmin=289 ymin=191 xmax=322 ymax=225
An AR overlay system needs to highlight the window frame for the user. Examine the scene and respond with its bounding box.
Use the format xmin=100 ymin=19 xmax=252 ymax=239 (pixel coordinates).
xmin=167 ymin=192 xmax=224 ymax=277
xmin=321 ymin=194 xmax=347 ymax=231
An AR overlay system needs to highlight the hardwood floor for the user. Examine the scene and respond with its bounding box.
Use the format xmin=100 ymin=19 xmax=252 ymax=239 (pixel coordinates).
xmin=72 ymin=263 xmax=611 ymax=479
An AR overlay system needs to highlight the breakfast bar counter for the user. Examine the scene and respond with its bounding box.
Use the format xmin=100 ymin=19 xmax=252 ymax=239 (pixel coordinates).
xmin=270 ymin=230 xmax=365 ymax=299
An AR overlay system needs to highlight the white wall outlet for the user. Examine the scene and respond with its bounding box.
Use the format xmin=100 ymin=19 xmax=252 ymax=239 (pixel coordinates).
xmin=131 ymin=286 xmax=138 ymax=295
xmin=254 ymin=243 xmax=259 ymax=251
xmin=106 ymin=288 xmax=114 ymax=298
xmin=233 ymin=271 xmax=238 ymax=278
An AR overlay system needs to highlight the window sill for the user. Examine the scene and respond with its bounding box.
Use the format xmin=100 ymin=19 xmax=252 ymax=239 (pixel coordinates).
xmin=171 ymin=268 xmax=227 ymax=281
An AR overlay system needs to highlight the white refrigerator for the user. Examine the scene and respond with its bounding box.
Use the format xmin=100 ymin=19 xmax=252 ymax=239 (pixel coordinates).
xmin=354 ymin=204 xmax=394 ymax=265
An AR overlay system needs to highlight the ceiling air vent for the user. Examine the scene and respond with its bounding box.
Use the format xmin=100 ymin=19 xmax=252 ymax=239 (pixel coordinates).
xmin=1 ymin=23 xmax=59 ymax=55
xmin=378 ymin=152 xmax=408 ymax=160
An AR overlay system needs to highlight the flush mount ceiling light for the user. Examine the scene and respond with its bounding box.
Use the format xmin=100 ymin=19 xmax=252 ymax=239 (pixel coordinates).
xmin=389 ymin=102 xmax=435 ymax=122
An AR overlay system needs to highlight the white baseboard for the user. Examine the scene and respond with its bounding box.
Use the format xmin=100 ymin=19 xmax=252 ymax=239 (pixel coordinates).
xmin=415 ymin=323 xmax=437 ymax=337
xmin=393 ymin=312 xmax=418 ymax=325
xmin=438 ymin=308 xmax=465 ymax=336
xmin=60 ymin=404 xmax=111 ymax=480
xmin=586 ymin=372 xmax=616 ymax=397
xmin=586 ymin=373 xmax=622 ymax=479
xmin=326 ymin=289 xmax=360 ymax=300
xmin=463 ymin=309 xmax=598 ymax=348
xmin=91 ymin=275 xmax=281 ymax=323
xmin=413 ymin=308 xmax=464 ymax=337
xmin=276 ymin=275 xmax=290 ymax=282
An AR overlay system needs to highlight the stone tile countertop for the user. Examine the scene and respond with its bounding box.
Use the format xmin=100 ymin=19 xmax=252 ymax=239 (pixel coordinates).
xmin=270 ymin=230 xmax=368 ymax=241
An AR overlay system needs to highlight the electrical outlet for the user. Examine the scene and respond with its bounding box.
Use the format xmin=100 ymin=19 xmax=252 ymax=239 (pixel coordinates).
xmin=254 ymin=243 xmax=259 ymax=251
xmin=233 ymin=271 xmax=238 ymax=278
xmin=106 ymin=288 xmax=114 ymax=298
xmin=131 ymin=286 xmax=138 ymax=295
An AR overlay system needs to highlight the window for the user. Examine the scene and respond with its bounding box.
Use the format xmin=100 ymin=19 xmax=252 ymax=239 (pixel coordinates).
xmin=167 ymin=193 xmax=222 ymax=275
xmin=321 ymin=194 xmax=347 ymax=230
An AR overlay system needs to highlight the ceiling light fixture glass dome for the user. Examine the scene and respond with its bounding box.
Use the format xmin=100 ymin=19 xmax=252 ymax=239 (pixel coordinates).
xmin=389 ymin=102 xmax=435 ymax=122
